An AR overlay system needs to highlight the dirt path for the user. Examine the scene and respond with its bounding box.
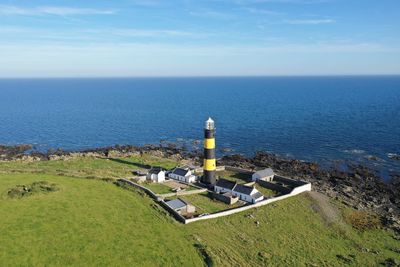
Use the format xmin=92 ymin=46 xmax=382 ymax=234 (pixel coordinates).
xmin=306 ymin=191 xmax=343 ymax=226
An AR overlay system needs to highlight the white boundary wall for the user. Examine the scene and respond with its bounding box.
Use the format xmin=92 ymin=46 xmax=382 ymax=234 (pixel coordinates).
xmin=118 ymin=175 xmax=312 ymax=225
xmin=183 ymin=182 xmax=311 ymax=224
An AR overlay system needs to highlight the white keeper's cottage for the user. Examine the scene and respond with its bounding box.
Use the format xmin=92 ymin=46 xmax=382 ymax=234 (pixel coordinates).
xmin=214 ymin=178 xmax=264 ymax=203
xmin=146 ymin=167 xmax=166 ymax=183
xmin=168 ymin=167 xmax=197 ymax=183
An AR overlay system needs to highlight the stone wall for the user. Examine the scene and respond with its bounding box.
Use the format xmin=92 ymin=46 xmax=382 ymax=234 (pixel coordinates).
xmin=257 ymin=179 xmax=292 ymax=194
xmin=158 ymin=200 xmax=187 ymax=223
xmin=158 ymin=188 xmax=207 ymax=198
xmin=208 ymin=191 xmax=238 ymax=205
xmin=117 ymin=179 xmax=158 ymax=200
xmin=224 ymin=166 xmax=253 ymax=174
xmin=274 ymin=175 xmax=307 ymax=187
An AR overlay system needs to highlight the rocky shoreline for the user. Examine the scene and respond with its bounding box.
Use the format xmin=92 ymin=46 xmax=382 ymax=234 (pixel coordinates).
xmin=1 ymin=143 xmax=399 ymax=232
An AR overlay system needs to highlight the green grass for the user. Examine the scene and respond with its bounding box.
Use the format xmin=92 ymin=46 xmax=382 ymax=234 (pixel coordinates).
xmin=143 ymin=182 xmax=174 ymax=194
xmin=254 ymin=184 xmax=278 ymax=198
xmin=0 ymin=153 xmax=179 ymax=179
xmin=216 ymin=170 xmax=251 ymax=184
xmin=186 ymin=195 xmax=400 ymax=266
xmin=121 ymin=153 xmax=179 ymax=170
xmin=0 ymin=173 xmax=203 ymax=266
xmin=179 ymin=193 xmax=244 ymax=214
xmin=142 ymin=181 xmax=200 ymax=195
xmin=0 ymin=157 xmax=399 ymax=266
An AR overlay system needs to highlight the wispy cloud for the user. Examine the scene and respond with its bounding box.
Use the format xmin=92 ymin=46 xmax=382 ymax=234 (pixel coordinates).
xmin=235 ymin=0 xmax=330 ymax=4
xmin=283 ymin=19 xmax=335 ymax=24
xmin=243 ymin=7 xmax=284 ymax=15
xmin=0 ymin=5 xmax=117 ymax=16
xmin=129 ymin=0 xmax=169 ymax=7
xmin=189 ymin=10 xmax=233 ymax=20
xmin=0 ymin=26 xmax=197 ymax=42
xmin=87 ymin=28 xmax=194 ymax=38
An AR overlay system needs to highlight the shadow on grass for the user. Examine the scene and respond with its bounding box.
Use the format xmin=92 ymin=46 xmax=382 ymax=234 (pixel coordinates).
xmin=231 ymin=172 xmax=251 ymax=181
xmin=106 ymin=158 xmax=151 ymax=169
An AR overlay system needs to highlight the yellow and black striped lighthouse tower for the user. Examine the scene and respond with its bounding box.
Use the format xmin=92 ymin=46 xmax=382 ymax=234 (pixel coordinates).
xmin=202 ymin=117 xmax=217 ymax=185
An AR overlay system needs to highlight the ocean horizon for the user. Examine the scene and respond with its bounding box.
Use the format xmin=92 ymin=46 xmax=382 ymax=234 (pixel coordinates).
xmin=1 ymin=76 xmax=399 ymax=175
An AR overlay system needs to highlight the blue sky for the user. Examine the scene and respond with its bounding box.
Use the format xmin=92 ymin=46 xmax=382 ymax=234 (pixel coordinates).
xmin=0 ymin=0 xmax=399 ymax=77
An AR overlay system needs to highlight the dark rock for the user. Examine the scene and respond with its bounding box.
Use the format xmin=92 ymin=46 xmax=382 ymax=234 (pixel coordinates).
xmin=381 ymin=258 xmax=399 ymax=267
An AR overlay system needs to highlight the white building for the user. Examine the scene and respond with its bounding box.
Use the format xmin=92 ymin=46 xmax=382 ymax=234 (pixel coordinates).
xmin=168 ymin=167 xmax=197 ymax=183
xmin=252 ymin=168 xmax=275 ymax=182
xmin=214 ymin=178 xmax=264 ymax=204
xmin=146 ymin=167 xmax=166 ymax=183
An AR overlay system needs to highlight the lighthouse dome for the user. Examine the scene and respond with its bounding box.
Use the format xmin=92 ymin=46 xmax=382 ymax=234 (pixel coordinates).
xmin=205 ymin=117 xmax=215 ymax=130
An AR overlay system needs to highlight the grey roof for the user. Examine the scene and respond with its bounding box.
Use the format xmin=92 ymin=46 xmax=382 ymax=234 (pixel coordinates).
xmin=172 ymin=168 xmax=190 ymax=177
xmin=215 ymin=178 xmax=237 ymax=190
xmin=253 ymin=168 xmax=274 ymax=177
xmin=149 ymin=167 xmax=164 ymax=175
xmin=251 ymin=192 xmax=263 ymax=200
xmin=165 ymin=198 xmax=187 ymax=210
xmin=234 ymin=184 xmax=255 ymax=195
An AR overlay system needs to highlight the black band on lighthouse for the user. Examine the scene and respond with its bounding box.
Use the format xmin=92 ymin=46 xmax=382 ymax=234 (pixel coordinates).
xmin=204 ymin=129 xmax=215 ymax=139
xmin=204 ymin=148 xmax=216 ymax=159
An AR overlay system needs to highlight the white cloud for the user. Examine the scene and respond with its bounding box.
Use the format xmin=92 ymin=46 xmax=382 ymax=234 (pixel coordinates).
xmin=235 ymin=0 xmax=330 ymax=4
xmin=283 ymin=19 xmax=335 ymax=24
xmin=0 ymin=5 xmax=116 ymax=16
xmin=87 ymin=28 xmax=194 ymax=38
xmin=189 ymin=10 xmax=233 ymax=20
xmin=0 ymin=26 xmax=196 ymax=41
xmin=243 ymin=7 xmax=284 ymax=15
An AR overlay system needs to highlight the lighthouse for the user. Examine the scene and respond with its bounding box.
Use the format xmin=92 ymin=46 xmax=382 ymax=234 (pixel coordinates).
xmin=202 ymin=117 xmax=217 ymax=185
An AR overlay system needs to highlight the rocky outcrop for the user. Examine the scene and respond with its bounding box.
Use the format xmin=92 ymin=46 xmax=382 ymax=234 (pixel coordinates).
xmin=0 ymin=144 xmax=33 ymax=160
xmin=220 ymin=152 xmax=400 ymax=232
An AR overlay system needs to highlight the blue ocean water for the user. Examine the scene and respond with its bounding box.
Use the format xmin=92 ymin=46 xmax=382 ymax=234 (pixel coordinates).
xmin=0 ymin=76 xmax=399 ymax=173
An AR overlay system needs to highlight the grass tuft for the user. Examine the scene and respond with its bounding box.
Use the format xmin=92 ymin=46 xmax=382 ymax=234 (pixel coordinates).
xmin=344 ymin=210 xmax=382 ymax=231
xmin=6 ymin=181 xmax=59 ymax=199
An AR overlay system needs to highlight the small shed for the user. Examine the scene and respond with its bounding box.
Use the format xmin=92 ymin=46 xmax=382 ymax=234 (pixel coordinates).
xmin=146 ymin=167 xmax=166 ymax=183
xmin=165 ymin=198 xmax=196 ymax=215
xmin=133 ymin=169 xmax=148 ymax=176
xmin=252 ymin=168 xmax=275 ymax=182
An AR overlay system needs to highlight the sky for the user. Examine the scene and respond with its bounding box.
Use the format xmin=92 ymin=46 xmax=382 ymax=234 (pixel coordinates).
xmin=0 ymin=0 xmax=399 ymax=77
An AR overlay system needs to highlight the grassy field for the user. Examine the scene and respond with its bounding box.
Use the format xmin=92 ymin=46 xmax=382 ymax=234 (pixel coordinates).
xmin=216 ymin=170 xmax=251 ymax=184
xmin=178 ymin=192 xmax=245 ymax=214
xmin=254 ymin=184 xmax=278 ymax=198
xmin=0 ymin=173 xmax=203 ymax=266
xmin=143 ymin=181 xmax=175 ymax=194
xmin=0 ymin=157 xmax=399 ymax=266
xmin=0 ymin=153 xmax=178 ymax=179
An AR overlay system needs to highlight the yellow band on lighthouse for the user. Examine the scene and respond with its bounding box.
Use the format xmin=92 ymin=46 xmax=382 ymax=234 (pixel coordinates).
xmin=204 ymin=138 xmax=215 ymax=149
xmin=203 ymin=159 xmax=216 ymax=171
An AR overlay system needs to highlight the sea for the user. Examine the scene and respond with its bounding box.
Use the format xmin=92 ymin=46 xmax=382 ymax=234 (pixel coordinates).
xmin=0 ymin=76 xmax=399 ymax=175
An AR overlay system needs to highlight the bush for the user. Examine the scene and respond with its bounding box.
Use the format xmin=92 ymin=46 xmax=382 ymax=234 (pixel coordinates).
xmin=6 ymin=181 xmax=59 ymax=199
xmin=344 ymin=210 xmax=381 ymax=231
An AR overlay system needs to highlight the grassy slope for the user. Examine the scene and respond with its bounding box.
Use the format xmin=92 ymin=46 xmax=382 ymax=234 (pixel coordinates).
xmin=0 ymin=173 xmax=203 ymax=266
xmin=0 ymin=157 xmax=399 ymax=266
xmin=186 ymin=195 xmax=400 ymax=266
xmin=0 ymin=154 xmax=178 ymax=179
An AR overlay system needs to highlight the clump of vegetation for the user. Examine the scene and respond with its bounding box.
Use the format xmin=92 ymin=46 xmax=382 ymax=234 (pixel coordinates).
xmin=194 ymin=243 xmax=214 ymax=267
xmin=7 ymin=181 xmax=59 ymax=199
xmin=344 ymin=210 xmax=381 ymax=231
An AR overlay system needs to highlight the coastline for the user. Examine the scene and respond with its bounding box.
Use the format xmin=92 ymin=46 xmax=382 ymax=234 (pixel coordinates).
xmin=1 ymin=143 xmax=399 ymax=232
